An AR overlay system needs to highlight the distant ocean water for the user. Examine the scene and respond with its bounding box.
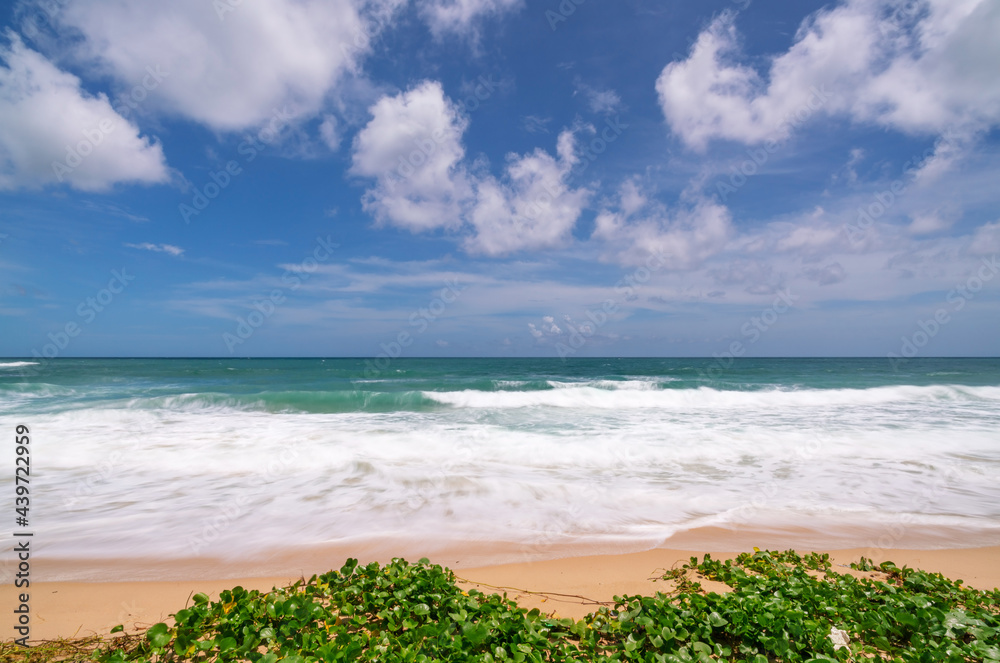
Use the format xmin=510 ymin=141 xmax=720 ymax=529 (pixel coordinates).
xmin=2 ymin=357 xmax=999 ymax=578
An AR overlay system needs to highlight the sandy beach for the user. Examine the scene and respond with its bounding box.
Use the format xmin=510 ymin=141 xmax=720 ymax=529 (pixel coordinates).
xmin=7 ymin=358 xmax=1000 ymax=650
xmin=4 ymin=536 xmax=998 ymax=644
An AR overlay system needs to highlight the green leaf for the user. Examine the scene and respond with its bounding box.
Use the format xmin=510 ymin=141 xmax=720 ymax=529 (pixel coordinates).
xmin=109 ymin=624 xmax=123 ymax=634
xmin=192 ymin=592 xmax=210 ymax=605
xmin=464 ymin=622 xmax=491 ymax=646
xmin=105 ymin=552 xmax=999 ymax=663
xmin=146 ymin=622 xmax=171 ymax=649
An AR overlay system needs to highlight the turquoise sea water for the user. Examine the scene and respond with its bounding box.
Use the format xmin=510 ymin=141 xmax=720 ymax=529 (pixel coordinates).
xmin=2 ymin=357 xmax=999 ymax=578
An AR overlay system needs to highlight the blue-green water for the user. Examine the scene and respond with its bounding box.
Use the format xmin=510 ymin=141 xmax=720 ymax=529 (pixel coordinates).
xmin=2 ymin=357 xmax=999 ymax=579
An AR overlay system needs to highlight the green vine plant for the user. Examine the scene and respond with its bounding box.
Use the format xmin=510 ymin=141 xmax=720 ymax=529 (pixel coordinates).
xmin=3 ymin=551 xmax=997 ymax=662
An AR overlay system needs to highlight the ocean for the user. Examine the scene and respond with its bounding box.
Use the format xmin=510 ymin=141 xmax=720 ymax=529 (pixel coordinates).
xmin=2 ymin=357 xmax=999 ymax=580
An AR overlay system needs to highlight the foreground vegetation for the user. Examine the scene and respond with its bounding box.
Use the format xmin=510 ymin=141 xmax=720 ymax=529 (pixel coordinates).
xmin=3 ymin=550 xmax=998 ymax=662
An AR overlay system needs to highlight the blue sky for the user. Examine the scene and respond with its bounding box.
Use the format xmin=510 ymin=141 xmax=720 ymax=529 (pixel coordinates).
xmin=1 ymin=0 xmax=998 ymax=358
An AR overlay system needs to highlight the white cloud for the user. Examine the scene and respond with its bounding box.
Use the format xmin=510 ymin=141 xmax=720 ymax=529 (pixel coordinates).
xmin=464 ymin=129 xmax=590 ymax=255
xmin=592 ymin=178 xmax=733 ymax=268
xmin=352 ymin=80 xmax=590 ymax=254
xmin=968 ymin=221 xmax=1000 ymax=256
xmin=48 ymin=0 xmax=382 ymax=132
xmin=842 ymin=148 xmax=865 ymax=184
xmin=803 ymin=262 xmax=847 ymax=286
xmin=575 ymin=81 xmax=622 ymax=115
xmin=908 ymin=212 xmax=953 ymax=235
xmin=657 ymin=0 xmax=1000 ymax=156
xmin=711 ymin=259 xmax=779 ymax=290
xmin=351 ymin=80 xmax=471 ymax=232
xmin=419 ymin=0 xmax=524 ymax=37
xmin=775 ymin=225 xmax=842 ymax=253
xmin=522 ymin=114 xmax=551 ymax=134
xmin=588 ymin=90 xmax=621 ymax=114
xmin=656 ymin=13 xmax=789 ymax=150
xmin=911 ymin=125 xmax=983 ymax=185
xmin=0 ymin=33 xmax=168 ymax=192
xmin=125 ymin=242 xmax=184 ymax=256
xmin=319 ymin=115 xmax=342 ymax=151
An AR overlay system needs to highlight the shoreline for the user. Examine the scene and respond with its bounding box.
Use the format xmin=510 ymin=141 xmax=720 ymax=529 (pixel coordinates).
xmin=4 ymin=538 xmax=998 ymax=643
xmin=19 ymin=521 xmax=1000 ymax=583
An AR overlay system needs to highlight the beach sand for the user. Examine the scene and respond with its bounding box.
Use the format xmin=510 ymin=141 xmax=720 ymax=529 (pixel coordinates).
xmin=3 ymin=532 xmax=998 ymax=644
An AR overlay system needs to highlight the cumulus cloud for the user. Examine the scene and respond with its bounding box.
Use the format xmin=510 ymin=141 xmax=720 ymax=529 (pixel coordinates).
xmin=125 ymin=242 xmax=184 ymax=256
xmin=464 ymin=130 xmax=589 ymax=255
xmin=529 ymin=316 xmax=562 ymax=337
xmin=351 ymin=80 xmax=471 ymax=232
xmin=657 ymin=0 xmax=1000 ymax=156
xmin=419 ymin=0 xmax=524 ymax=37
xmin=0 ymin=33 xmax=168 ymax=191
xmin=45 ymin=0 xmax=381 ymax=132
xmin=351 ymin=80 xmax=590 ymax=255
xmin=592 ymin=178 xmax=733 ymax=268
